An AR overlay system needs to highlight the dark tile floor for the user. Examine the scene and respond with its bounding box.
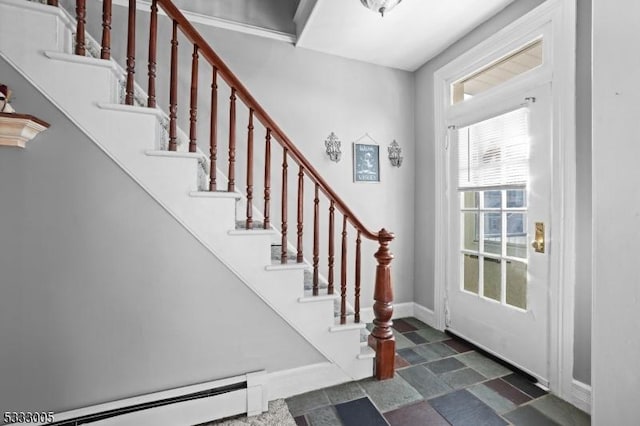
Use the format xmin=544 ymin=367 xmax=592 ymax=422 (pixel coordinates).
xmin=286 ymin=317 xmax=590 ymax=426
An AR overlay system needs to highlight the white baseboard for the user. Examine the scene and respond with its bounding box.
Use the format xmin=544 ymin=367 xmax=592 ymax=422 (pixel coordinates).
xmin=29 ymin=372 xmax=267 ymax=426
xmin=413 ymin=303 xmax=437 ymax=328
xmin=571 ymin=379 xmax=592 ymax=414
xmin=267 ymin=362 xmax=351 ymax=400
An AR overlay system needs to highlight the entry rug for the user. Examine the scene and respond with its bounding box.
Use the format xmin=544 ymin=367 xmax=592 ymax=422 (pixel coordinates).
xmin=202 ymin=399 xmax=296 ymax=426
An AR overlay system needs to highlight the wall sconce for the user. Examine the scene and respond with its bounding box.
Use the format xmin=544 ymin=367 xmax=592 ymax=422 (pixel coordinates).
xmin=388 ymin=140 xmax=403 ymax=167
xmin=324 ymin=132 xmax=342 ymax=163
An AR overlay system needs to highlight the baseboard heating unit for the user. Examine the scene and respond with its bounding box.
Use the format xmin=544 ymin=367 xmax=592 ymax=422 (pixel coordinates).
xmin=34 ymin=371 xmax=267 ymax=426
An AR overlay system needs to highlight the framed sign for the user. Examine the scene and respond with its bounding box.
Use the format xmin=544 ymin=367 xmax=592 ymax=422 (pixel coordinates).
xmin=353 ymin=143 xmax=380 ymax=183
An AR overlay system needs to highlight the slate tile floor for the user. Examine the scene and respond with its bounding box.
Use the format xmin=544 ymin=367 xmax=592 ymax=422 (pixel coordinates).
xmin=286 ymin=317 xmax=590 ymax=426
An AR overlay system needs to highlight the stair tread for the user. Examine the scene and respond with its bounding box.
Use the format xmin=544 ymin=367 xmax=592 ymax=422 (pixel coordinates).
xmin=235 ymin=220 xmax=270 ymax=230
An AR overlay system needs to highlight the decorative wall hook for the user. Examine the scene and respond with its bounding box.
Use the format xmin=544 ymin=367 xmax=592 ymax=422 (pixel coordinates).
xmin=388 ymin=140 xmax=403 ymax=167
xmin=324 ymin=132 xmax=342 ymax=162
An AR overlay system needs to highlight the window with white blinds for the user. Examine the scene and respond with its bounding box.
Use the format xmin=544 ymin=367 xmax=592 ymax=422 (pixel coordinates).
xmin=458 ymin=107 xmax=529 ymax=190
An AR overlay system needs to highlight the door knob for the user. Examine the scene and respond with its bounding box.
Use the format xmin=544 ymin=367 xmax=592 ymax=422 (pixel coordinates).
xmin=531 ymin=222 xmax=545 ymax=253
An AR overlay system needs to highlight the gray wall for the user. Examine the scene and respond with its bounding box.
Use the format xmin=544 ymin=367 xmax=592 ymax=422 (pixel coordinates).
xmin=0 ymin=57 xmax=324 ymax=416
xmin=573 ymin=0 xmax=592 ymax=386
xmin=79 ymin=1 xmax=417 ymax=307
xmin=592 ymin=0 xmax=640 ymax=422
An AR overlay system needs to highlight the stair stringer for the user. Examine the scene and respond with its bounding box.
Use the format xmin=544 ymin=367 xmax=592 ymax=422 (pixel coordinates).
xmin=0 ymin=0 xmax=373 ymax=382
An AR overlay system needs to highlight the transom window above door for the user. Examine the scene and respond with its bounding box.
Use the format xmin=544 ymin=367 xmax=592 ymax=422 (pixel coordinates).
xmin=451 ymin=40 xmax=543 ymax=105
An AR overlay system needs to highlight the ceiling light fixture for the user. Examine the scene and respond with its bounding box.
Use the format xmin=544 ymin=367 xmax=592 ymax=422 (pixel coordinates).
xmin=360 ymin=0 xmax=403 ymax=17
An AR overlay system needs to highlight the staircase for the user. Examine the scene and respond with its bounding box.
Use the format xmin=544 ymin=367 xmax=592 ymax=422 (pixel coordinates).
xmin=0 ymin=0 xmax=396 ymax=383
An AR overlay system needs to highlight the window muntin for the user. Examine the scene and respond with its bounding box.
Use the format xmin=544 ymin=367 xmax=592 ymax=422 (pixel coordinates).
xmin=460 ymin=189 xmax=528 ymax=309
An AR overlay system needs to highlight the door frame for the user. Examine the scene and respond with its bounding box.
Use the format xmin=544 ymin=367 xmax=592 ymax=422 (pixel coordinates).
xmin=433 ymin=0 xmax=576 ymax=400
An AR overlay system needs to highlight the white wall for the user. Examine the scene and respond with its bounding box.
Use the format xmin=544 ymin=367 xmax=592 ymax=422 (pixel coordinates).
xmin=592 ymin=0 xmax=640 ymax=422
xmin=0 ymin=56 xmax=324 ymax=415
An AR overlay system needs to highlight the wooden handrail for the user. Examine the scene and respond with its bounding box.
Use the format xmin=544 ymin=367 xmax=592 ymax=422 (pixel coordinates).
xmin=155 ymin=0 xmax=381 ymax=242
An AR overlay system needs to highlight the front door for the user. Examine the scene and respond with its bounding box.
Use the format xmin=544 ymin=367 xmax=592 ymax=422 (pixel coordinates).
xmin=447 ymin=84 xmax=551 ymax=384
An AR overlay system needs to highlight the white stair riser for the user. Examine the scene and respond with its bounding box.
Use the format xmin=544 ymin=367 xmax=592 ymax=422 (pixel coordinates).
xmin=0 ymin=1 xmax=73 ymax=56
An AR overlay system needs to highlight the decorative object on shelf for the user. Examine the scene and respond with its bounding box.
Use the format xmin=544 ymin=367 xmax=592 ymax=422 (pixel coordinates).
xmin=353 ymin=140 xmax=380 ymax=183
xmin=360 ymin=0 xmax=403 ymax=17
xmin=324 ymin=132 xmax=342 ymax=163
xmin=388 ymin=140 xmax=403 ymax=167
xmin=0 ymin=113 xmax=50 ymax=148
xmin=0 ymin=84 xmax=15 ymax=113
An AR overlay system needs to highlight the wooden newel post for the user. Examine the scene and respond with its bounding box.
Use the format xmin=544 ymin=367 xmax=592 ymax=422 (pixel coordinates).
xmin=368 ymin=228 xmax=395 ymax=380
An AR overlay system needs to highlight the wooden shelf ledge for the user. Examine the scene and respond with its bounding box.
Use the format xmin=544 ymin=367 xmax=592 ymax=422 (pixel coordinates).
xmin=0 ymin=112 xmax=50 ymax=148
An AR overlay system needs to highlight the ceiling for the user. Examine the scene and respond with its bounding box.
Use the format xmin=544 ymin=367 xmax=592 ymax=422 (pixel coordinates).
xmin=170 ymin=0 xmax=517 ymax=72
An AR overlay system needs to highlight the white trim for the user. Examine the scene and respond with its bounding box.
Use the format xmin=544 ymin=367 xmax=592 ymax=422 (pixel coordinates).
xmin=571 ymin=380 xmax=592 ymax=414
xmin=144 ymin=150 xmax=205 ymax=160
xmin=228 ymin=229 xmax=276 ymax=236
xmin=266 ymin=362 xmax=350 ymax=400
xmin=552 ymin=0 xmax=578 ymax=403
xmin=247 ymin=371 xmax=269 ymax=416
xmin=432 ymin=0 xmax=576 ymax=401
xmin=110 ymin=0 xmax=296 ymax=43
xmin=97 ymin=102 xmax=164 ymax=117
xmin=190 ymin=191 xmax=242 ymax=199
xmin=299 ymin=294 xmax=339 ymax=303
xmin=264 ymin=263 xmax=308 ymax=271
xmin=413 ymin=303 xmax=437 ymax=328
xmin=17 ymin=372 xmax=265 ymax=426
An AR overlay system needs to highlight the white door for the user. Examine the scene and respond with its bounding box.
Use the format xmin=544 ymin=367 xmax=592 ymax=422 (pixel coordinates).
xmin=447 ymin=84 xmax=551 ymax=384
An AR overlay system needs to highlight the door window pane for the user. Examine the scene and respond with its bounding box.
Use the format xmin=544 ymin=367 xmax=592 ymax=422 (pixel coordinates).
xmin=506 ymin=261 xmax=527 ymax=309
xmin=462 ymin=191 xmax=479 ymax=208
xmin=483 ymin=213 xmax=502 ymax=255
xmin=462 ymin=212 xmax=479 ymax=251
xmin=463 ymin=254 xmax=479 ymax=294
xmin=507 ymin=189 xmax=526 ymax=208
xmin=484 ymin=191 xmax=502 ymax=208
xmin=483 ymin=257 xmax=502 ymax=301
xmin=507 ymin=213 xmax=527 ymax=258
